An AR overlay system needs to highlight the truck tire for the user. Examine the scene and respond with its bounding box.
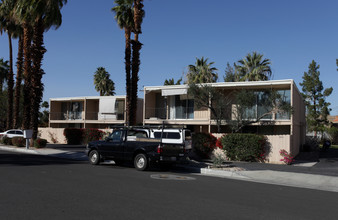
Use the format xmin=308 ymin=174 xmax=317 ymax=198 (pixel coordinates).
xmin=89 ymin=150 xmax=100 ymax=165
xmin=134 ymin=153 xmax=148 ymax=171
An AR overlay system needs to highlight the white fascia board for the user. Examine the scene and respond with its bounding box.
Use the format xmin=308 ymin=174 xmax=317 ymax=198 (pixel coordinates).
xmin=144 ymin=79 xmax=294 ymax=92
xmin=50 ymin=95 xmax=127 ymax=101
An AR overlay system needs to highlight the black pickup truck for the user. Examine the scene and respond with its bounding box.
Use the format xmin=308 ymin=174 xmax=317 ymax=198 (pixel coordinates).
xmin=85 ymin=128 xmax=186 ymax=171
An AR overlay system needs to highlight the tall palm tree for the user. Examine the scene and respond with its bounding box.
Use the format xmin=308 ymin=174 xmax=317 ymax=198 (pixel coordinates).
xmin=94 ymin=67 xmax=116 ymax=96
xmin=13 ymin=30 xmax=23 ymax=129
xmin=0 ymin=0 xmax=18 ymax=130
xmin=0 ymin=58 xmax=9 ymax=92
xmin=15 ymin=0 xmax=67 ymax=138
xmin=130 ymin=0 xmax=144 ymax=125
xmin=187 ymin=57 xmax=218 ymax=84
xmin=235 ymin=52 xmax=272 ymax=81
xmin=112 ymin=0 xmax=134 ymax=125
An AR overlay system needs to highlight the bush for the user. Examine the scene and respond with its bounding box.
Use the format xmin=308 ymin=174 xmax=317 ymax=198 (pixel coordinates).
xmin=63 ymin=128 xmax=83 ymax=145
xmin=82 ymin=128 xmax=105 ymax=144
xmin=280 ymin=149 xmax=294 ymax=165
xmin=12 ymin=137 xmax=25 ymax=147
xmin=211 ymin=148 xmax=227 ymax=167
xmin=63 ymin=128 xmax=105 ymax=145
xmin=221 ymin=133 xmax=267 ymax=162
xmin=303 ymin=136 xmax=319 ymax=152
xmin=34 ymin=138 xmax=48 ymax=148
xmin=1 ymin=136 xmax=12 ymax=145
xmin=192 ymin=133 xmax=217 ymax=159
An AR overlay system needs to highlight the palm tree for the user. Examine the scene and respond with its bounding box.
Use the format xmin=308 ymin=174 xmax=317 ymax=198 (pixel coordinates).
xmin=130 ymin=0 xmax=144 ymax=125
xmin=15 ymin=0 xmax=67 ymax=138
xmin=112 ymin=0 xmax=134 ymax=125
xmin=94 ymin=67 xmax=116 ymax=96
xmin=187 ymin=57 xmax=218 ymax=84
xmin=0 ymin=58 xmax=9 ymax=92
xmin=13 ymin=30 xmax=23 ymax=129
xmin=0 ymin=0 xmax=18 ymax=130
xmin=235 ymin=52 xmax=272 ymax=81
xmin=164 ymin=78 xmax=182 ymax=85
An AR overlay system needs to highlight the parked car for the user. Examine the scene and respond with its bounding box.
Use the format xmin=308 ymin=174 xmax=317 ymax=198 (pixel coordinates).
xmin=85 ymin=128 xmax=187 ymax=171
xmin=0 ymin=129 xmax=24 ymax=139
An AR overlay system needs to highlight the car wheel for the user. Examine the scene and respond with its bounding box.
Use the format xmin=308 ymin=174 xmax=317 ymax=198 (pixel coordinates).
xmin=134 ymin=153 xmax=148 ymax=171
xmin=89 ymin=150 xmax=100 ymax=165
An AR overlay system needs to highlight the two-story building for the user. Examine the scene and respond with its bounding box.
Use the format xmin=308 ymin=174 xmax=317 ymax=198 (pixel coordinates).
xmin=49 ymin=95 xmax=143 ymax=129
xmin=143 ymin=79 xmax=306 ymax=163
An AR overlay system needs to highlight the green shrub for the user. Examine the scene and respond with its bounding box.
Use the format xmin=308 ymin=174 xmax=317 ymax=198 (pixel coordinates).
xmin=12 ymin=137 xmax=25 ymax=147
xmin=192 ymin=133 xmax=217 ymax=159
xmin=221 ymin=133 xmax=267 ymax=162
xmin=2 ymin=136 xmax=12 ymax=145
xmin=34 ymin=138 xmax=48 ymax=148
xmin=82 ymin=128 xmax=105 ymax=144
xmin=63 ymin=128 xmax=83 ymax=145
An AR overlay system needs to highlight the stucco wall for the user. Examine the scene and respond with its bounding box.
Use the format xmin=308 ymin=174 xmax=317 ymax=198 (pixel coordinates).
xmin=39 ymin=127 xmax=112 ymax=144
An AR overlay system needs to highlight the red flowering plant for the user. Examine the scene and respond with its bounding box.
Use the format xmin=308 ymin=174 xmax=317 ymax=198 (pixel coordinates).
xmin=82 ymin=128 xmax=105 ymax=144
xmin=279 ymin=149 xmax=294 ymax=165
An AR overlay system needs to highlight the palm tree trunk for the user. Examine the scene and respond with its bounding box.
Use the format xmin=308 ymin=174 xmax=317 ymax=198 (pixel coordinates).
xmin=30 ymin=18 xmax=46 ymax=139
xmin=22 ymin=22 xmax=32 ymax=130
xmin=6 ymin=32 xmax=14 ymax=130
xmin=125 ymin=28 xmax=132 ymax=125
xmin=13 ymin=35 xmax=24 ymax=129
xmin=130 ymin=38 xmax=142 ymax=125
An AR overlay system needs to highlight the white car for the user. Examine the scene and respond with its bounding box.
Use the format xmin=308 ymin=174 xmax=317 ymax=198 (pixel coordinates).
xmin=0 ymin=129 xmax=24 ymax=138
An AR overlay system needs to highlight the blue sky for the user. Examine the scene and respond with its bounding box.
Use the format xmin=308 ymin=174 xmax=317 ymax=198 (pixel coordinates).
xmin=1 ymin=0 xmax=338 ymax=114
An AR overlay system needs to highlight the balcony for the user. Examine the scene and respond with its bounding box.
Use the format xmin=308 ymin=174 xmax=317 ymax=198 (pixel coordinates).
xmin=50 ymin=112 xmax=83 ymax=120
xmin=145 ymin=107 xmax=194 ymax=120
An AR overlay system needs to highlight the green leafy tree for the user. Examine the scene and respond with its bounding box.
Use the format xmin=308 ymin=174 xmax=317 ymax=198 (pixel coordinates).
xmin=235 ymin=52 xmax=272 ymax=81
xmin=94 ymin=67 xmax=116 ymax=96
xmin=164 ymin=78 xmax=182 ymax=85
xmin=300 ymin=60 xmax=333 ymax=137
xmin=188 ymin=83 xmax=232 ymax=133
xmin=38 ymin=101 xmax=49 ymax=127
xmin=224 ymin=62 xmax=241 ymax=82
xmin=231 ymin=89 xmax=292 ymax=133
xmin=186 ymin=57 xmax=218 ymax=84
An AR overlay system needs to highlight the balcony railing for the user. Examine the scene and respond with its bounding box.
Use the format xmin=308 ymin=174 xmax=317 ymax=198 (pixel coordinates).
xmin=50 ymin=111 xmax=125 ymax=121
xmin=145 ymin=107 xmax=194 ymax=120
xmin=50 ymin=112 xmax=83 ymax=120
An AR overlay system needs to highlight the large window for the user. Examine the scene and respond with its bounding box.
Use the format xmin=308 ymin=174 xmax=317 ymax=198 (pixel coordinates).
xmin=242 ymin=89 xmax=290 ymax=120
xmin=169 ymin=95 xmax=194 ymax=119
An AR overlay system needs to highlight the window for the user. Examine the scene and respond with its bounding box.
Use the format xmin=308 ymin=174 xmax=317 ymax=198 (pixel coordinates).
xmin=110 ymin=130 xmax=123 ymax=142
xmin=276 ymin=90 xmax=291 ymax=120
xmin=169 ymin=95 xmax=194 ymax=120
xmin=154 ymin=132 xmax=181 ymax=139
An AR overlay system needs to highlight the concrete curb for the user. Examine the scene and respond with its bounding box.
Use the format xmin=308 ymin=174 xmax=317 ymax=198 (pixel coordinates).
xmin=0 ymin=145 xmax=39 ymax=155
xmin=200 ymin=168 xmax=250 ymax=179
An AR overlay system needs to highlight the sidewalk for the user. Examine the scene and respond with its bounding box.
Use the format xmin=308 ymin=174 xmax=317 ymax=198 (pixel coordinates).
xmin=1 ymin=144 xmax=338 ymax=193
xmin=0 ymin=144 xmax=88 ymax=161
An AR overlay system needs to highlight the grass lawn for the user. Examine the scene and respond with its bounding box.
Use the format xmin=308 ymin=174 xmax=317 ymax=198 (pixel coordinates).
xmin=331 ymin=145 xmax=338 ymax=149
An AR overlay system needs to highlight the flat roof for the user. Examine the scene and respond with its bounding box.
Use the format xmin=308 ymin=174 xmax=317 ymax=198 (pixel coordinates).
xmin=144 ymin=79 xmax=295 ymax=91
xmin=50 ymin=95 xmax=127 ymax=101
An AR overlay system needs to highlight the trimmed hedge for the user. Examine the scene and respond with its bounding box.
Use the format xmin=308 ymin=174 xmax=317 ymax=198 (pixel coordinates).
xmin=34 ymin=138 xmax=48 ymax=148
xmin=1 ymin=136 xmax=12 ymax=145
xmin=12 ymin=137 xmax=25 ymax=147
xmin=64 ymin=128 xmax=83 ymax=145
xmin=63 ymin=128 xmax=105 ymax=145
xmin=220 ymin=133 xmax=267 ymax=162
xmin=192 ymin=133 xmax=217 ymax=159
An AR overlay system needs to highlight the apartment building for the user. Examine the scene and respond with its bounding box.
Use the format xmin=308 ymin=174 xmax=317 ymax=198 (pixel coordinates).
xmin=49 ymin=95 xmax=143 ymax=129
xmin=143 ymin=79 xmax=306 ymax=163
